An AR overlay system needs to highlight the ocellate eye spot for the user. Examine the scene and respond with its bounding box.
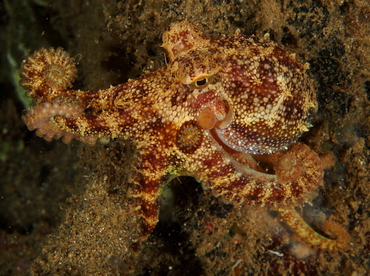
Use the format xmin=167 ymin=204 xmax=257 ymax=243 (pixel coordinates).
xmin=176 ymin=121 xmax=203 ymax=154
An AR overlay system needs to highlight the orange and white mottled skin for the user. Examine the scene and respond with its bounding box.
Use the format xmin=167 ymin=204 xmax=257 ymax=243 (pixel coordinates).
xmin=20 ymin=20 xmax=348 ymax=249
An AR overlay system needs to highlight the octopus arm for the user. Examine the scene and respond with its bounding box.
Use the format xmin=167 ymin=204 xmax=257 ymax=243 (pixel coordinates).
xmin=22 ymin=102 xmax=97 ymax=144
xmin=279 ymin=207 xmax=350 ymax=251
xmin=23 ymin=100 xmax=139 ymax=144
xmin=129 ymin=145 xmax=175 ymax=235
xmin=19 ymin=47 xmax=77 ymax=102
xmin=187 ymin=134 xmax=323 ymax=207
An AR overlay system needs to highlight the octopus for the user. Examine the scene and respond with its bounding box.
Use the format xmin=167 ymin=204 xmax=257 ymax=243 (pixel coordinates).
xmin=20 ymin=20 xmax=349 ymax=252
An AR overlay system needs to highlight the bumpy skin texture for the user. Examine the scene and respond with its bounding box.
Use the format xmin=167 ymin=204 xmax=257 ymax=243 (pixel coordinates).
xmin=20 ymin=20 xmax=342 ymax=248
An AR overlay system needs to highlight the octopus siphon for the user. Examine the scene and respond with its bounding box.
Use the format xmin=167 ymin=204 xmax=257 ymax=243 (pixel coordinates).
xmin=20 ymin=20 xmax=349 ymax=251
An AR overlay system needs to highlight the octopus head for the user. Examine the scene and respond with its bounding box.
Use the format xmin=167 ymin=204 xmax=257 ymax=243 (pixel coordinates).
xmin=163 ymin=20 xmax=317 ymax=156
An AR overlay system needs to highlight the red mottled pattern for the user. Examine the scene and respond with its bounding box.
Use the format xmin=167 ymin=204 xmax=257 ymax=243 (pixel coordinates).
xmin=19 ymin=20 xmax=348 ymax=249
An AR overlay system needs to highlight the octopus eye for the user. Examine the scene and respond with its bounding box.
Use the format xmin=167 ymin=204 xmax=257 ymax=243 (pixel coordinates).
xmin=194 ymin=77 xmax=208 ymax=88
